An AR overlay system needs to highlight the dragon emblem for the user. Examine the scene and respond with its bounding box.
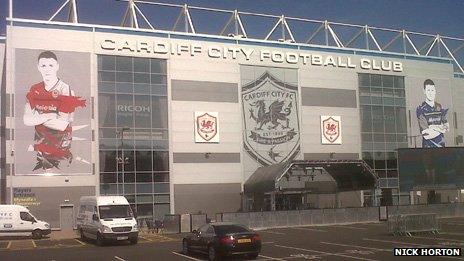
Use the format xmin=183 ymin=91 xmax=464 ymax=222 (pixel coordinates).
xmin=249 ymin=100 xmax=292 ymax=130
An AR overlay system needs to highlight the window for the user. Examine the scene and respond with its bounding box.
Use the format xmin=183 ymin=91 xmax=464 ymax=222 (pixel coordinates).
xmin=20 ymin=212 xmax=35 ymax=222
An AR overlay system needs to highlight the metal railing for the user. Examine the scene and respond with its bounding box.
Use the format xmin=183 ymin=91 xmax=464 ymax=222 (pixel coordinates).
xmin=5 ymin=0 xmax=464 ymax=74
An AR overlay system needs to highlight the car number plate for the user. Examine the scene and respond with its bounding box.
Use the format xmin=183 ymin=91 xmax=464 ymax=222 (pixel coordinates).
xmin=237 ymin=238 xmax=251 ymax=243
xmin=117 ymin=236 xmax=128 ymax=240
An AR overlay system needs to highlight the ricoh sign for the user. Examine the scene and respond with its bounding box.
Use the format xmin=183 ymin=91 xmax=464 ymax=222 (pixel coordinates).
xmin=117 ymin=105 xmax=151 ymax=113
xmin=100 ymin=39 xmax=403 ymax=72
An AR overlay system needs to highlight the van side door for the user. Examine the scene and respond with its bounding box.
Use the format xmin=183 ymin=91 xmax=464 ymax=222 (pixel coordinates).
xmin=18 ymin=211 xmax=35 ymax=236
xmin=90 ymin=206 xmax=100 ymax=236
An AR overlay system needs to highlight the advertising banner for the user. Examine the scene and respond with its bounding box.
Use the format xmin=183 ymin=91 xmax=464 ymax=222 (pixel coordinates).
xmin=14 ymin=49 xmax=92 ymax=175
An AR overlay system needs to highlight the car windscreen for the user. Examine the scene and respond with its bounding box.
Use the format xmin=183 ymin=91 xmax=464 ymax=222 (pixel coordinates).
xmin=99 ymin=205 xmax=133 ymax=219
xmin=214 ymin=225 xmax=250 ymax=235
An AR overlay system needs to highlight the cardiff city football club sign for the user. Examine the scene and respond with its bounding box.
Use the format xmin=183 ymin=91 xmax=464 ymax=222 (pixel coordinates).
xmin=195 ymin=112 xmax=219 ymax=143
xmin=321 ymin=116 xmax=342 ymax=144
xmin=242 ymin=72 xmax=300 ymax=166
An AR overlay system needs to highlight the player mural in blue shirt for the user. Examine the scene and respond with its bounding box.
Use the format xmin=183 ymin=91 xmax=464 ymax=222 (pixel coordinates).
xmin=416 ymin=79 xmax=449 ymax=148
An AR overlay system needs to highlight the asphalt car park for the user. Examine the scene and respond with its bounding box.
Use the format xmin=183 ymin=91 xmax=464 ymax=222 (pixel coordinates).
xmin=1 ymin=217 xmax=464 ymax=260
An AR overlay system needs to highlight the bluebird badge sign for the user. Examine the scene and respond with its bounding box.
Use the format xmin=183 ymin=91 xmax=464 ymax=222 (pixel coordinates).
xmin=195 ymin=112 xmax=219 ymax=143
xmin=242 ymin=72 xmax=300 ymax=166
xmin=321 ymin=116 xmax=342 ymax=144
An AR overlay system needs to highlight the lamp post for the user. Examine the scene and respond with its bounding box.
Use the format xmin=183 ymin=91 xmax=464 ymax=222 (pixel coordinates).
xmin=117 ymin=127 xmax=130 ymax=195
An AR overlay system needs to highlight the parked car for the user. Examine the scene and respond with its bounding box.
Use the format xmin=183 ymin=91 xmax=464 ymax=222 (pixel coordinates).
xmin=182 ymin=222 xmax=261 ymax=260
xmin=0 ymin=205 xmax=50 ymax=239
xmin=76 ymin=196 xmax=138 ymax=245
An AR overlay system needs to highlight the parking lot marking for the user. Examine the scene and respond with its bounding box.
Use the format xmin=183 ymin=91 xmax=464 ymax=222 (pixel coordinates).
xmin=441 ymin=232 xmax=464 ymax=236
xmin=363 ymin=238 xmax=431 ymax=247
xmin=262 ymin=241 xmax=275 ymax=244
xmin=114 ymin=256 xmax=126 ymax=261
xmin=274 ymin=244 xmax=379 ymax=261
xmin=31 ymin=240 xmax=37 ymax=248
xmin=6 ymin=241 xmax=11 ymax=249
xmin=258 ymin=254 xmax=287 ymax=260
xmin=320 ymin=242 xmax=389 ymax=251
xmin=171 ymin=251 xmax=202 ymax=261
xmin=139 ymin=236 xmax=153 ymax=242
xmin=74 ymin=239 xmax=86 ymax=246
xmin=290 ymin=227 xmax=327 ymax=232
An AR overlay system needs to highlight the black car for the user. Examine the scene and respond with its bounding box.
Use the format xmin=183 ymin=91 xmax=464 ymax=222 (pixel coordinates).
xmin=182 ymin=222 xmax=261 ymax=261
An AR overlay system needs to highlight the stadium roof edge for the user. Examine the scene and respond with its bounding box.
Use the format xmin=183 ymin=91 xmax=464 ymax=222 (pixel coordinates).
xmin=6 ymin=18 xmax=455 ymax=65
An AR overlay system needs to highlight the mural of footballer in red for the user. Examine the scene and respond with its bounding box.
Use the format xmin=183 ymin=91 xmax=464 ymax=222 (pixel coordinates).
xmin=22 ymin=51 xmax=86 ymax=171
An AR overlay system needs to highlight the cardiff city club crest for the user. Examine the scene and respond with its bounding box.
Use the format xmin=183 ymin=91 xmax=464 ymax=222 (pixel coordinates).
xmin=321 ymin=116 xmax=342 ymax=144
xmin=242 ymin=72 xmax=300 ymax=166
xmin=195 ymin=112 xmax=219 ymax=142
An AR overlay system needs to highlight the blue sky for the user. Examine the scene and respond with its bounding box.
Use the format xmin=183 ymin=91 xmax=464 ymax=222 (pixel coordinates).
xmin=1 ymin=0 xmax=463 ymax=40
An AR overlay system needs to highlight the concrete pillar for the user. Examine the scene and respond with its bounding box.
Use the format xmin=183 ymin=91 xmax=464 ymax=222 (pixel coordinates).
xmin=270 ymin=192 xmax=276 ymax=211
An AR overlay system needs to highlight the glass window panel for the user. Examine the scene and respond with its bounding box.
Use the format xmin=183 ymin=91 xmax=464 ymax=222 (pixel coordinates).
xmin=153 ymin=204 xmax=170 ymax=220
xmin=359 ymin=73 xmax=370 ymax=86
xmin=134 ymin=95 xmax=151 ymax=128
xmin=100 ymin=184 xmax=118 ymax=195
xmin=154 ymin=173 xmax=169 ymax=182
xmin=137 ymin=195 xmax=153 ymax=203
xmin=154 ymin=183 xmax=170 ymax=193
xmin=394 ymin=89 xmax=405 ymax=98
xmin=118 ymin=173 xmax=123 ymax=183
xmin=153 ymin=151 xmax=169 ymax=171
xmin=361 ymin=133 xmax=372 ymax=142
xmin=359 ymin=87 xmax=370 ymax=96
xmin=152 ymin=140 xmax=168 ymax=151
xmin=396 ymin=134 xmax=407 ymax=142
xmin=151 ymin=84 xmax=167 ymax=95
xmin=99 ymin=139 xmax=117 ymax=150
xmin=136 ymin=172 xmax=152 ymax=182
xmin=386 ymin=152 xmax=397 ymax=169
xmin=135 ymin=140 xmax=152 ymax=150
xmin=125 ymin=195 xmax=135 ymax=204
xmin=373 ymin=142 xmax=386 ymax=150
xmin=397 ymin=142 xmax=408 ymax=148
xmin=98 ymin=93 xmax=116 ymax=127
xmin=100 ymin=173 xmax=117 ymax=183
xmin=136 ymin=151 xmax=152 ymax=171
xmin=124 ymin=183 xmax=135 ymax=194
xmin=123 ymin=173 xmax=135 ymax=183
xmin=151 ymin=96 xmax=168 ymax=128
xmin=136 ymin=184 xmax=153 ymax=194
xmin=384 ymin=107 xmax=396 ymax=133
xmin=152 ymin=130 xmax=169 ymax=140
xmin=394 ymin=77 xmax=404 ymax=89
xmin=382 ymin=88 xmax=393 ymax=97
xmin=394 ymin=98 xmax=406 ymax=106
xmin=386 ymin=170 xmax=398 ymax=178
xmin=371 ymin=74 xmax=381 ymax=86
xmin=134 ymin=73 xmax=150 ymax=84
xmin=382 ymin=75 xmax=394 ymax=88
xmin=116 ymin=94 xmax=134 ymax=127
xmin=101 ymin=56 xmax=116 ymax=71
xmin=395 ymin=107 xmax=407 ymax=133
xmin=385 ymin=142 xmax=397 ymax=150
xmin=133 ymin=58 xmax=150 ymax=72
xmin=116 ymin=82 xmax=133 ymax=93
xmin=99 ymin=128 xmax=117 ymax=139
xmin=373 ymin=134 xmax=385 ymax=142
xmin=134 ymin=84 xmax=150 ymax=94
xmin=134 ymin=129 xmax=151 ymax=140
xmin=151 ymin=59 xmax=167 ymax=74
xmin=154 ymin=195 xmax=170 ymax=203
xmin=99 ymin=71 xmax=115 ymax=82
xmin=361 ymin=105 xmax=372 ymax=132
xmin=370 ymin=87 xmax=382 ymax=97
xmin=99 ymin=82 xmax=115 ymax=92
xmin=385 ymin=134 xmax=396 ymax=142
xmin=361 ymin=142 xmax=373 ymax=151
xmin=116 ymin=56 xmax=132 ymax=71
xmin=99 ymin=151 xmax=117 ymax=172
xmin=372 ymin=106 xmax=384 ymax=133
xmin=150 ymin=74 xmax=167 ymax=84
xmin=374 ymin=152 xmax=386 ymax=169
xmin=136 ymin=204 xmax=153 ymax=217
xmin=118 ymin=150 xmax=134 ymax=172
xmin=382 ymin=97 xmax=394 ymax=106
xmin=116 ymin=72 xmax=133 ymax=83
xmin=360 ymin=96 xmax=371 ymax=104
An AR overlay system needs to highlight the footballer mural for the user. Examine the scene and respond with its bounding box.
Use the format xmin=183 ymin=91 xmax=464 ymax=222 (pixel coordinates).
xmin=416 ymin=79 xmax=449 ymax=148
xmin=15 ymin=49 xmax=92 ymax=175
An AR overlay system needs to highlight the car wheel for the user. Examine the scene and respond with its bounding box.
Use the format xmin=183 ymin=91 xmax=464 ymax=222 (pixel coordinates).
xmin=248 ymin=253 xmax=259 ymax=260
xmin=208 ymin=245 xmax=218 ymax=261
xmin=130 ymin=237 xmax=138 ymax=245
xmin=32 ymin=229 xmax=42 ymax=239
xmin=182 ymin=239 xmax=190 ymax=254
xmin=96 ymin=233 xmax=105 ymax=246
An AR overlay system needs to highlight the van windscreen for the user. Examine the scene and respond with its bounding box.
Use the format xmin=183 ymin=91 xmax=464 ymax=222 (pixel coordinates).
xmin=99 ymin=205 xmax=133 ymax=219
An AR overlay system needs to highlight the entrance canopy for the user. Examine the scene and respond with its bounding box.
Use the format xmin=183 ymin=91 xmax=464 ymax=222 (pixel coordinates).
xmin=244 ymin=160 xmax=378 ymax=194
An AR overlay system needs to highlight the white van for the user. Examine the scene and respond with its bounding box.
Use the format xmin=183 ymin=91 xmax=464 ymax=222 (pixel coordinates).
xmin=0 ymin=205 xmax=51 ymax=239
xmin=76 ymin=196 xmax=138 ymax=245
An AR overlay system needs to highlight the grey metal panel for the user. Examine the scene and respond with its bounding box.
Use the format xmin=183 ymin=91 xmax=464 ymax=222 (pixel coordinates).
xmin=304 ymin=153 xmax=359 ymax=160
xmin=173 ymin=153 xmax=241 ymax=163
xmin=301 ymin=87 xmax=357 ymax=108
xmin=5 ymin=93 xmax=10 ymax=117
xmin=171 ymin=80 xmax=238 ymax=103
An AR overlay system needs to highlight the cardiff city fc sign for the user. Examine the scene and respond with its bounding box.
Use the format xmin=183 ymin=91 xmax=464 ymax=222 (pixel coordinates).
xmin=242 ymin=72 xmax=300 ymax=166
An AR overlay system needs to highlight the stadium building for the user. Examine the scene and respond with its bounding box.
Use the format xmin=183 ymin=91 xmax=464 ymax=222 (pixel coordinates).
xmin=1 ymin=1 xmax=464 ymax=229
